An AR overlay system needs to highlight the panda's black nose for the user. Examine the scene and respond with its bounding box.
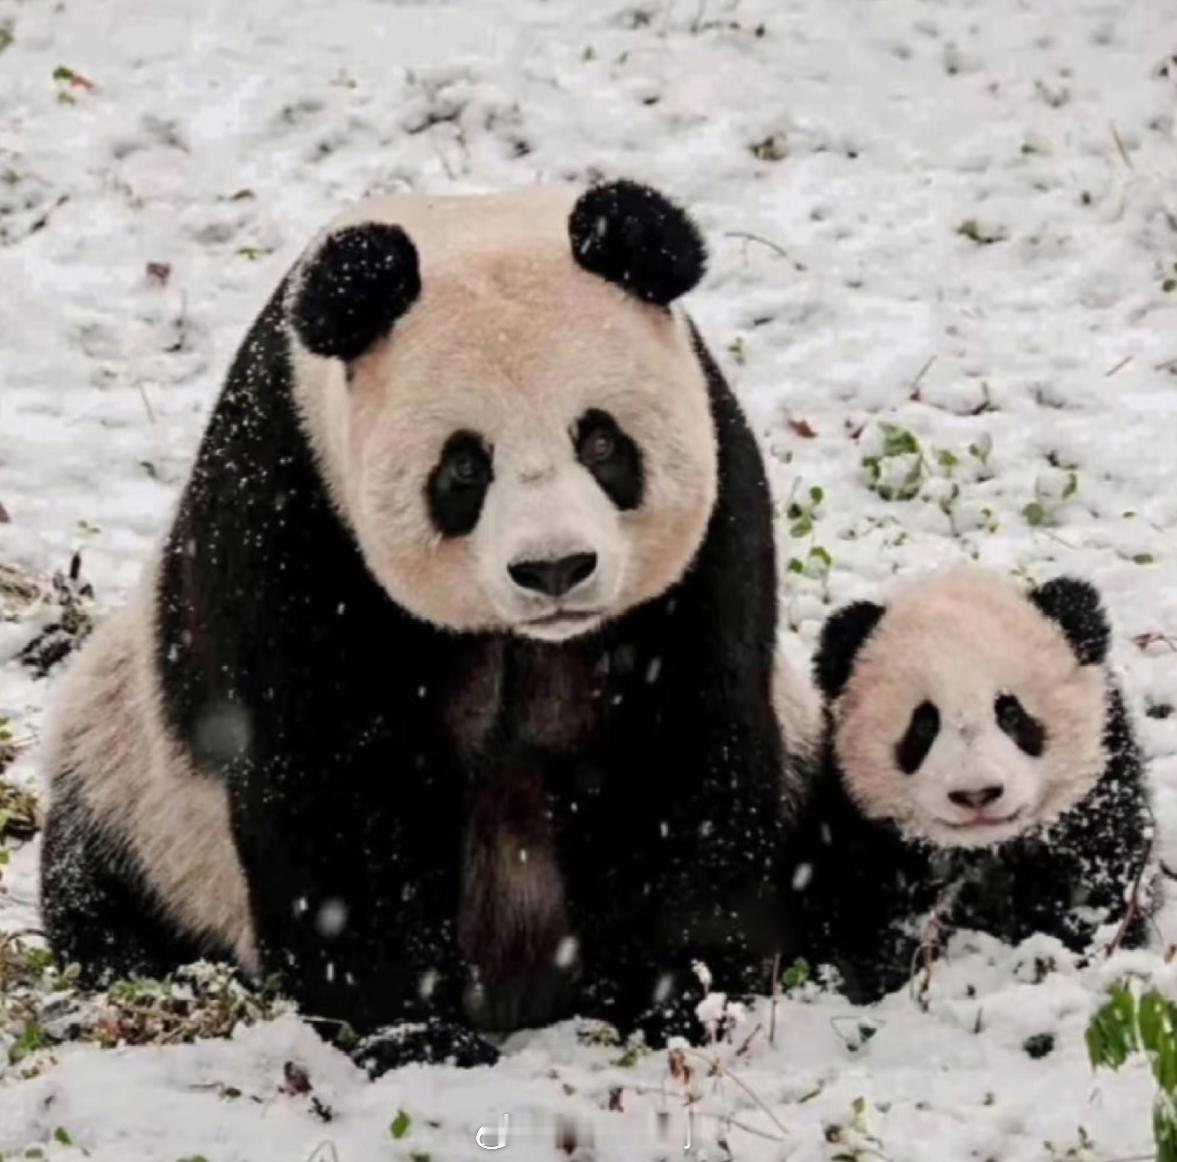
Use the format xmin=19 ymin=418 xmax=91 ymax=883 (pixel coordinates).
xmin=948 ymin=786 xmax=1004 ymax=809
xmin=509 ymin=552 xmax=597 ymax=598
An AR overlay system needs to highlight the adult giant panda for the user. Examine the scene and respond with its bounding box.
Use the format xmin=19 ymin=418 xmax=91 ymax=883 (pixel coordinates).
xmin=41 ymin=181 xmax=800 ymax=1071
xmin=786 ymin=569 xmax=1155 ymax=1003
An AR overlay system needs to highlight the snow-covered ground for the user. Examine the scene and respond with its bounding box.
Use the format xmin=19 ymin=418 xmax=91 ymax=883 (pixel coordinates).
xmin=2 ymin=0 xmax=1177 ymax=1157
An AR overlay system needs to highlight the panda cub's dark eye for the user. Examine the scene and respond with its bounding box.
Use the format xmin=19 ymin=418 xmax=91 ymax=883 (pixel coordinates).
xmin=574 ymin=408 xmax=643 ymax=511
xmin=995 ymin=693 xmax=1046 ymax=757
xmin=450 ymin=449 xmax=486 ymax=485
xmin=427 ymin=431 xmax=492 ymax=538
xmin=896 ymin=700 xmax=940 ymax=775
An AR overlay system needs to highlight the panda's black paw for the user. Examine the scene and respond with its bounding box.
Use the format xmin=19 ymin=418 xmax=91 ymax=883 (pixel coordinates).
xmin=353 ymin=1021 xmax=499 ymax=1077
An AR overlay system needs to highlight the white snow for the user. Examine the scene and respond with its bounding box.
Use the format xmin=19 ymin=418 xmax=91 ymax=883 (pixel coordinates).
xmin=2 ymin=0 xmax=1177 ymax=1158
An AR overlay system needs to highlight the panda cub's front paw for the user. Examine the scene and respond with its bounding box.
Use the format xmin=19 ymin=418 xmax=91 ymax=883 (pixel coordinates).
xmin=353 ymin=1021 xmax=500 ymax=1077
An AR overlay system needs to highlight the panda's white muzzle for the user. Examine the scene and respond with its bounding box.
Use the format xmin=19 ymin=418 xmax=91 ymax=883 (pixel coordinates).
xmin=477 ymin=462 xmax=625 ymax=641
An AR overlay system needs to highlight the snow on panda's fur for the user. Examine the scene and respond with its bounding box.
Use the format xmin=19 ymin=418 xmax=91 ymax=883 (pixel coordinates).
xmin=41 ymin=181 xmax=802 ymax=1071
xmin=785 ymin=569 xmax=1155 ymax=1003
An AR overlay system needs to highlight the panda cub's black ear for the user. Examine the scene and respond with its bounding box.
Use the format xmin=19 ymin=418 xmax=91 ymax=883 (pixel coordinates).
xmin=291 ymin=223 xmax=421 ymax=362
xmin=568 ymin=180 xmax=707 ymax=306
xmin=1029 ymin=576 xmax=1110 ymax=665
xmin=814 ymin=601 xmax=886 ymax=700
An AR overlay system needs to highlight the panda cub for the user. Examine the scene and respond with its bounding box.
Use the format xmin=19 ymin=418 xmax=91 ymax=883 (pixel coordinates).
xmin=788 ymin=569 xmax=1154 ymax=1003
xmin=40 ymin=181 xmax=800 ymax=1072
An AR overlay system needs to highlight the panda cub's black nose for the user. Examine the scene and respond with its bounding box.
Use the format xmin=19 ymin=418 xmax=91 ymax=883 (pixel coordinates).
xmin=509 ymin=552 xmax=597 ymax=598
xmin=948 ymin=786 xmax=1004 ymax=809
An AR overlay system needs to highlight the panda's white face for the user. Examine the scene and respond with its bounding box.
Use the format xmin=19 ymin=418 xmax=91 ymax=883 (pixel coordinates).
xmin=834 ymin=573 xmax=1108 ymax=848
xmin=291 ymin=196 xmax=717 ymax=641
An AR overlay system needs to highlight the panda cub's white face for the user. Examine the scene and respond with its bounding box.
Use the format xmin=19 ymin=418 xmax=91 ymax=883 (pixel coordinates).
xmin=834 ymin=573 xmax=1108 ymax=849
xmin=290 ymin=189 xmax=718 ymax=642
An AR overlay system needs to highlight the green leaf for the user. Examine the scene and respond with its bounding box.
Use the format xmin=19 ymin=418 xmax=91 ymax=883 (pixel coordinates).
xmin=1086 ymin=984 xmax=1139 ymax=1070
xmin=937 ymin=449 xmax=959 ymax=470
xmin=809 ymin=485 xmax=824 ymax=505
xmin=259 ymin=973 xmax=285 ymax=999
xmin=1142 ymin=993 xmax=1177 ymax=1092
xmin=52 ymin=1128 xmax=71 ymax=1146
xmin=790 ymin=515 xmax=813 ymax=538
xmin=809 ymin=545 xmax=833 ymax=568
xmin=391 ymin=1110 xmax=412 ymax=1140
xmin=1139 ymin=989 xmax=1167 ymax=1052
xmin=1023 ymin=502 xmax=1048 ymax=527
xmin=52 ymin=65 xmax=75 ymax=82
xmin=782 ymin=957 xmax=810 ymax=990
xmin=879 ymin=423 xmax=920 ymax=458
xmin=787 ymin=558 xmax=804 ymax=574
xmin=1156 ymin=1102 xmax=1177 ymax=1162
xmin=1134 ymin=553 xmax=1156 ymax=565
xmin=9 ymin=1020 xmax=46 ymax=1064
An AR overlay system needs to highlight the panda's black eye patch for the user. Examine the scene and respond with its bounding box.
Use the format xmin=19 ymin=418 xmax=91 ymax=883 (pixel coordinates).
xmin=995 ymin=693 xmax=1046 ymax=757
xmin=896 ymin=700 xmax=940 ymax=775
xmin=427 ymin=431 xmax=492 ymax=537
xmin=574 ymin=409 xmax=643 ymax=510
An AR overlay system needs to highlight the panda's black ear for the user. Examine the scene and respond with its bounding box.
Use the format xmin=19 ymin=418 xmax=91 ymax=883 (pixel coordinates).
xmin=815 ymin=601 xmax=886 ymax=699
xmin=1029 ymin=576 xmax=1110 ymax=665
xmin=291 ymin=223 xmax=421 ymax=362
xmin=568 ymin=180 xmax=707 ymax=306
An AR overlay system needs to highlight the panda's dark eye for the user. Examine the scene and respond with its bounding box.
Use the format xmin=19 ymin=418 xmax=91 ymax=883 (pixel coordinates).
xmin=574 ymin=409 xmax=643 ymax=510
xmin=580 ymin=427 xmax=617 ymax=466
xmin=995 ymin=693 xmax=1046 ymax=757
xmin=450 ymin=449 xmax=487 ymax=486
xmin=896 ymin=700 xmax=940 ymax=775
xmin=427 ymin=431 xmax=492 ymax=538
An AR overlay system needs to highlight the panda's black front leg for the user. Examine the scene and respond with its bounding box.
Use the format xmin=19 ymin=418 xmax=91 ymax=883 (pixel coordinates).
xmin=226 ymin=756 xmax=496 ymax=1073
xmin=579 ymin=894 xmax=771 ymax=1052
xmin=567 ymin=719 xmax=785 ymax=1049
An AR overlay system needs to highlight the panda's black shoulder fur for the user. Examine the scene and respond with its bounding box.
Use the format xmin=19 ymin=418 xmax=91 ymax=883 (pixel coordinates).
xmin=786 ymin=687 xmax=1153 ymax=1004
xmin=137 ymin=273 xmax=788 ymax=1066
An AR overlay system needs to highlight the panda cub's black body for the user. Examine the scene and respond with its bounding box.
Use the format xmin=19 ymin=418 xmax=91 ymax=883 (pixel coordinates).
xmin=788 ymin=570 xmax=1154 ymax=1004
xmin=40 ymin=182 xmax=795 ymax=1071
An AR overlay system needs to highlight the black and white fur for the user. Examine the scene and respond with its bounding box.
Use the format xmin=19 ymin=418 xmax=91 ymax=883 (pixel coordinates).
xmin=786 ymin=570 xmax=1154 ymax=1003
xmin=41 ymin=181 xmax=801 ymax=1071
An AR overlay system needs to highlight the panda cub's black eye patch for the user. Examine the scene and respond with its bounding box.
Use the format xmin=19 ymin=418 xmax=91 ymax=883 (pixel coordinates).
xmin=995 ymin=693 xmax=1046 ymax=757
xmin=427 ymin=431 xmax=492 ymax=537
xmin=574 ymin=409 xmax=643 ymax=510
xmin=896 ymin=700 xmax=940 ymax=774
